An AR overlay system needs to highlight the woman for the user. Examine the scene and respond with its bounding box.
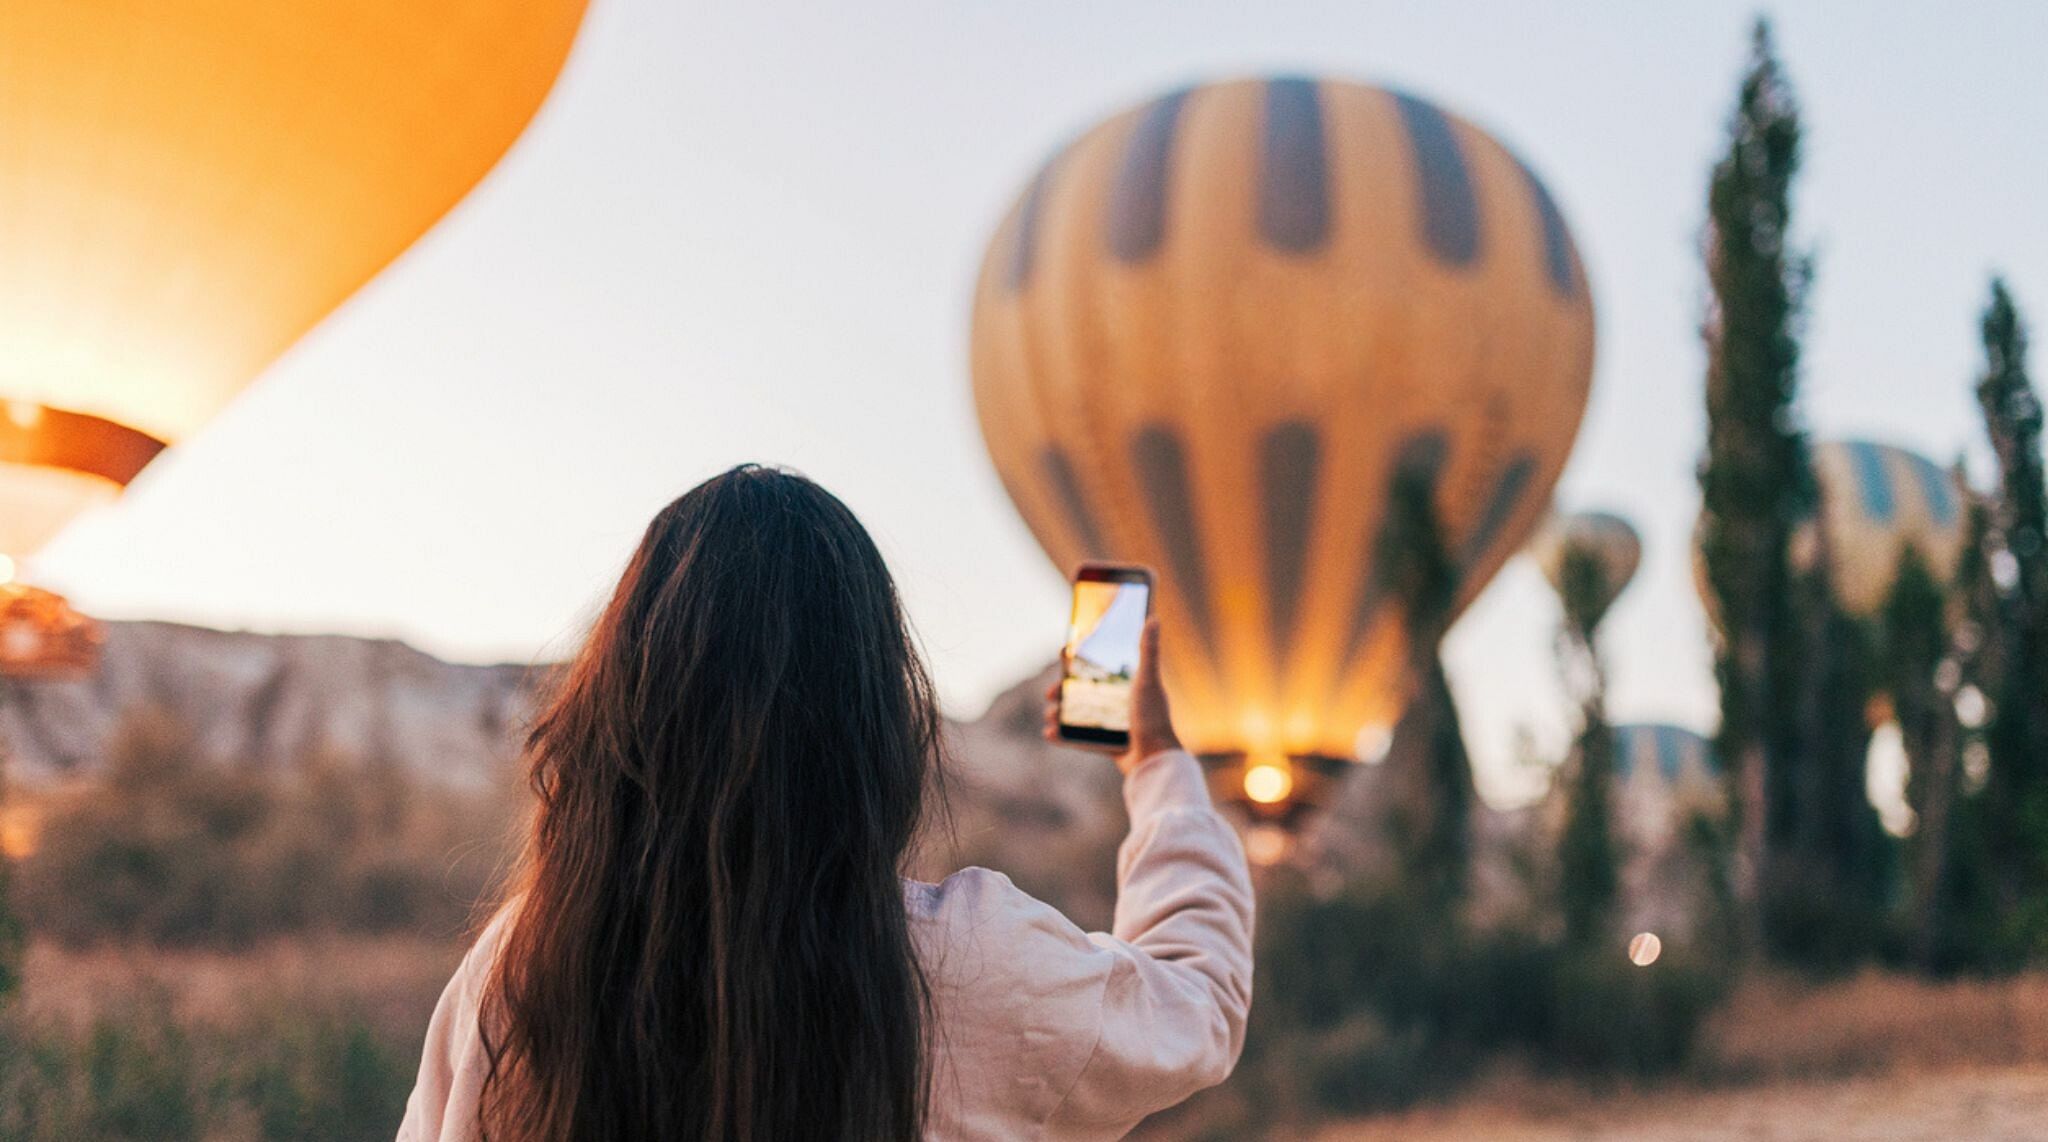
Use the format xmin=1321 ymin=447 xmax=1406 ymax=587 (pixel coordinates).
xmin=399 ymin=465 xmax=1253 ymax=1141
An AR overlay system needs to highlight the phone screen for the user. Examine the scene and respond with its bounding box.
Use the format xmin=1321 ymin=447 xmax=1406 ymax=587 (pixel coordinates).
xmin=1059 ymin=575 xmax=1150 ymax=741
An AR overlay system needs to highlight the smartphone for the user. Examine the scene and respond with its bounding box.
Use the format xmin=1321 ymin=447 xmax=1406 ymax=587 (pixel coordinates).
xmin=1057 ymin=563 xmax=1154 ymax=748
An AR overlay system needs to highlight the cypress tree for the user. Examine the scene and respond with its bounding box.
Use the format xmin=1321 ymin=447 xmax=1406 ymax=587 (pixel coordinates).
xmin=1696 ymin=19 xmax=1814 ymax=953
xmin=1555 ymin=543 xmax=1620 ymax=949
xmin=1973 ymin=277 xmax=2048 ymax=947
xmin=1380 ymin=469 xmax=1471 ymax=914
xmin=1948 ymin=488 xmax=2007 ymax=966
xmin=1792 ymin=573 xmax=1892 ymax=968
xmin=1883 ymin=549 xmax=1962 ymax=970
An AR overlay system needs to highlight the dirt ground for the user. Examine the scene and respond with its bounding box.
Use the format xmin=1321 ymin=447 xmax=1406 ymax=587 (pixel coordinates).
xmin=1314 ymin=969 xmax=2048 ymax=1142
xmin=21 ymin=943 xmax=2048 ymax=1140
xmin=1060 ymin=676 xmax=1132 ymax=731
xmin=1320 ymin=1065 xmax=2048 ymax=1141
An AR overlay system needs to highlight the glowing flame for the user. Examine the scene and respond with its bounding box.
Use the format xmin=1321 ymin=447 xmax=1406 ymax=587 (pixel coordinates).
xmin=0 ymin=807 xmax=38 ymax=860
xmin=1628 ymin=931 xmax=1662 ymax=967
xmin=0 ymin=554 xmax=13 ymax=585
xmin=1243 ymin=763 xmax=1293 ymax=805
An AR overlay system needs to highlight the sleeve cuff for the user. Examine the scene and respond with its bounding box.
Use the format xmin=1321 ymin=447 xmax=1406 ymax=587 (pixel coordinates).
xmin=1122 ymin=748 xmax=1212 ymax=822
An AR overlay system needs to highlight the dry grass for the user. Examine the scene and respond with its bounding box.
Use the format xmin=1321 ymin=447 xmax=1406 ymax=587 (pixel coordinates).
xmin=1698 ymin=969 xmax=2048 ymax=1080
xmin=1318 ymin=1065 xmax=2048 ymax=1141
xmin=18 ymin=935 xmax=2048 ymax=1141
xmin=18 ymin=935 xmax=463 ymax=1040
xmin=1316 ymin=969 xmax=2048 ymax=1141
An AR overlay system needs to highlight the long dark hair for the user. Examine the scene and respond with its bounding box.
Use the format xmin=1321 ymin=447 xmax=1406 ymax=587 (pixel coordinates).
xmin=479 ymin=465 xmax=941 ymax=1141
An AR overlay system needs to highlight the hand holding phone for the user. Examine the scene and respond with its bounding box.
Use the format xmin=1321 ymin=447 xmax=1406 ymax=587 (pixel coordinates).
xmin=1041 ymin=564 xmax=1181 ymax=773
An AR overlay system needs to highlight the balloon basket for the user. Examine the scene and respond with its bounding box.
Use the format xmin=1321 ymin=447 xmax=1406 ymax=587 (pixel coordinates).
xmin=1197 ymin=752 xmax=1355 ymax=864
xmin=0 ymin=582 xmax=103 ymax=680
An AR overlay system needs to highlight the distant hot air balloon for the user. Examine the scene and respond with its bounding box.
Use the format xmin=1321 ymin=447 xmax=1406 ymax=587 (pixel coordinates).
xmin=1696 ymin=439 xmax=1966 ymax=624
xmin=1806 ymin=440 xmax=1966 ymax=616
xmin=1608 ymin=722 xmax=1724 ymax=857
xmin=0 ymin=0 xmax=587 ymax=672
xmin=971 ymin=76 xmax=1596 ymax=809
xmin=1528 ymin=509 xmax=1641 ymax=618
xmin=1612 ymin=723 xmax=1722 ymax=791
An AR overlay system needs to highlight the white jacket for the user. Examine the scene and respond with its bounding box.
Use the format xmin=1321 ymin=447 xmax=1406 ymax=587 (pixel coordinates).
xmin=397 ymin=749 xmax=1255 ymax=1140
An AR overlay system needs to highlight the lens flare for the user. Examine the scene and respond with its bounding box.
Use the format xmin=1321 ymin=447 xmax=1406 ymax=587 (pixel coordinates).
xmin=1354 ymin=723 xmax=1395 ymax=765
xmin=1628 ymin=931 xmax=1662 ymax=967
xmin=3 ymin=400 xmax=43 ymax=429
xmin=1244 ymin=825 xmax=1291 ymax=866
xmin=1243 ymin=763 xmax=1293 ymax=805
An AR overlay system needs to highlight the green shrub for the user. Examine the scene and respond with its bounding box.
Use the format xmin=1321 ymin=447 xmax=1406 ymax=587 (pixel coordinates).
xmin=1153 ymin=873 xmax=1731 ymax=1136
xmin=241 ymin=1015 xmax=413 ymax=1142
xmin=13 ymin=710 xmax=518 ymax=948
xmin=1543 ymin=947 xmax=1725 ymax=1074
xmin=0 ymin=995 xmax=418 ymax=1141
xmin=80 ymin=1010 xmax=203 ymax=1142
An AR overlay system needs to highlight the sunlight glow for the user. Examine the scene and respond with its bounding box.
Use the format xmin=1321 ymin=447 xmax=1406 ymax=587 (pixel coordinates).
xmin=1243 ymin=763 xmax=1293 ymax=805
xmin=0 ymin=806 xmax=38 ymax=860
xmin=4 ymin=400 xmax=43 ymax=429
xmin=1355 ymin=723 xmax=1395 ymax=765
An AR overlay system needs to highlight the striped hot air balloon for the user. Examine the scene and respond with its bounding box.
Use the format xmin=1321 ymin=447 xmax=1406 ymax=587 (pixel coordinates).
xmin=1612 ymin=723 xmax=1722 ymax=791
xmin=1696 ymin=439 xmax=1966 ymax=623
xmin=1607 ymin=722 xmax=1723 ymax=941
xmin=1528 ymin=509 xmax=1641 ymax=618
xmin=1608 ymin=722 xmax=1723 ymax=859
xmin=1808 ymin=440 xmax=1966 ymax=616
xmin=972 ymin=76 xmax=1596 ymax=797
xmin=0 ymin=0 xmax=587 ymax=579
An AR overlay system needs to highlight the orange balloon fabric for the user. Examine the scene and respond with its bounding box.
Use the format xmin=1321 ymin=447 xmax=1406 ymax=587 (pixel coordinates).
xmin=972 ymin=77 xmax=1596 ymax=763
xmin=0 ymin=0 xmax=587 ymax=561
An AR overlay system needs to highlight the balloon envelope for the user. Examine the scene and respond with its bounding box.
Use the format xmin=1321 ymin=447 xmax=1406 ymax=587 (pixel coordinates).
xmin=1809 ymin=440 xmax=1966 ymax=616
xmin=1528 ymin=509 xmax=1641 ymax=616
xmin=1695 ymin=439 xmax=1966 ymax=622
xmin=972 ymin=76 xmax=1596 ymax=763
xmin=0 ymin=0 xmax=588 ymax=562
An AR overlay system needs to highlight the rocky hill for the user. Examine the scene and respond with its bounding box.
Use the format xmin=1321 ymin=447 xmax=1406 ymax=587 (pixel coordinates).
xmin=0 ymin=619 xmax=1137 ymax=924
xmin=5 ymin=620 xmax=1711 ymax=940
xmin=0 ymin=621 xmax=539 ymax=789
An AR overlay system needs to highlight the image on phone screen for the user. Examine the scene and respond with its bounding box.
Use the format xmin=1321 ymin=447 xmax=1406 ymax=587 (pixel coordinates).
xmin=1060 ymin=576 xmax=1150 ymax=738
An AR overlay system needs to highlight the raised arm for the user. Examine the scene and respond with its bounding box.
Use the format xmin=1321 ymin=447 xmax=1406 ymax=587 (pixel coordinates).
xmin=1039 ymin=620 xmax=1255 ymax=1132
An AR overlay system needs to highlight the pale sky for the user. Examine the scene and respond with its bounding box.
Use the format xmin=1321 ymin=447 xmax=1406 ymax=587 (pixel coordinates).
xmin=29 ymin=1 xmax=2048 ymax=806
xmin=1075 ymin=584 xmax=1149 ymax=679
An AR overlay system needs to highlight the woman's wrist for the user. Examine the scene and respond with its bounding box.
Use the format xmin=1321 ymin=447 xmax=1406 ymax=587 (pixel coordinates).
xmin=1119 ymin=732 xmax=1183 ymax=774
xmin=1119 ymin=743 xmax=1212 ymax=819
